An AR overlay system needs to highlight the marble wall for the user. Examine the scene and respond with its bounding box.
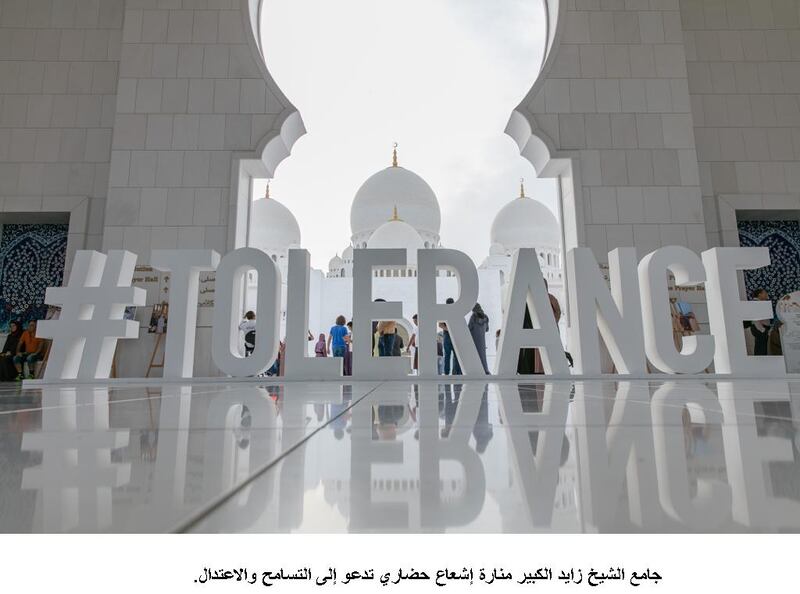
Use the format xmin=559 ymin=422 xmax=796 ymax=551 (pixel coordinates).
xmin=512 ymin=0 xmax=707 ymax=263
xmin=680 ymin=0 xmax=800 ymax=250
xmin=0 ymin=0 xmax=126 ymax=267
xmin=102 ymin=0 xmax=296 ymax=261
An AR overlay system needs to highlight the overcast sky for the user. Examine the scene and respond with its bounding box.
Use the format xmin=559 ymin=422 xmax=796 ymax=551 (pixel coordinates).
xmin=258 ymin=0 xmax=557 ymax=270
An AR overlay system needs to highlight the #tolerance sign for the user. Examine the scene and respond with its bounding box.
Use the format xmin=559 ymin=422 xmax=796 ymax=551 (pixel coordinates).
xmin=36 ymin=246 xmax=785 ymax=381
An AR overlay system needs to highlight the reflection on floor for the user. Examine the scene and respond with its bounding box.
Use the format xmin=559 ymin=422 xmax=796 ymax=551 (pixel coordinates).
xmin=0 ymin=379 xmax=799 ymax=533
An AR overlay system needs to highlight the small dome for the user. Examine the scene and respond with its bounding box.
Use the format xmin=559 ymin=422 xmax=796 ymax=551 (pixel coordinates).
xmin=342 ymin=245 xmax=353 ymax=262
xmin=491 ymin=192 xmax=560 ymax=253
xmin=367 ymin=215 xmax=425 ymax=266
xmin=350 ymin=166 xmax=441 ymax=238
xmin=250 ymin=192 xmax=301 ymax=252
xmin=329 ymin=254 xmax=343 ymax=270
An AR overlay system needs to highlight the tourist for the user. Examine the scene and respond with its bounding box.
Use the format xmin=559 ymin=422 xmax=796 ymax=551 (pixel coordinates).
xmin=238 ymin=310 xmax=256 ymax=357
xmin=327 ymin=315 xmax=349 ymax=359
xmin=517 ymin=279 xmax=561 ymax=374
xmin=14 ymin=320 xmax=46 ymax=380
xmin=750 ymin=288 xmax=773 ymax=356
xmin=376 ymin=318 xmax=397 ymax=357
xmin=0 ymin=321 xmax=22 ymax=381
xmin=441 ymin=298 xmax=461 ymax=374
xmin=392 ymin=329 xmax=404 ymax=357
xmin=468 ymin=302 xmax=490 ymax=374
xmin=344 ymin=321 xmax=353 ymax=375
xmin=314 ymin=333 xmax=328 ymax=357
xmin=408 ymin=314 xmax=418 ymax=373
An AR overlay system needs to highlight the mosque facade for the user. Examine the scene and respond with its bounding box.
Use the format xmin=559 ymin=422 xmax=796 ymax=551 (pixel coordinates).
xmin=0 ymin=0 xmax=798 ymax=379
xmin=246 ymin=148 xmax=564 ymax=365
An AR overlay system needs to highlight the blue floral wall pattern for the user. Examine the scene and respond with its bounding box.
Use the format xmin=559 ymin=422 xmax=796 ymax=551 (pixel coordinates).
xmin=0 ymin=224 xmax=68 ymax=333
xmin=738 ymin=220 xmax=800 ymax=309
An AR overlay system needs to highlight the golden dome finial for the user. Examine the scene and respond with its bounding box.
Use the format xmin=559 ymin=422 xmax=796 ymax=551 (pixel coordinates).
xmin=390 ymin=205 xmax=400 ymax=221
xmin=519 ymin=177 xmax=526 ymax=198
xmin=392 ymin=142 xmax=398 ymax=167
xmin=265 ymin=180 xmax=271 ymax=199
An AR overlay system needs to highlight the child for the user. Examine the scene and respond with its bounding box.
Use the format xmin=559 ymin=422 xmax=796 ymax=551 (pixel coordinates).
xmin=238 ymin=311 xmax=256 ymax=357
xmin=315 ymin=333 xmax=327 ymax=357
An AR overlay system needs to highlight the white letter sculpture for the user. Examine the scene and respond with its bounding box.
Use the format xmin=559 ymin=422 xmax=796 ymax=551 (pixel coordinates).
xmin=39 ymin=250 xmax=145 ymax=380
xmin=151 ymin=249 xmax=220 ymax=379
xmin=702 ymin=247 xmax=785 ymax=375
xmin=567 ymin=248 xmax=646 ymax=374
xmin=283 ymin=249 xmax=342 ymax=378
xmin=211 ymin=248 xmax=280 ymax=377
xmin=352 ymin=248 xmax=410 ymax=380
xmin=417 ymin=249 xmax=484 ymax=377
xmin=639 ymin=246 xmax=714 ymax=374
xmin=495 ymin=248 xmax=568 ymax=376
xmin=651 ymin=382 xmax=731 ymax=528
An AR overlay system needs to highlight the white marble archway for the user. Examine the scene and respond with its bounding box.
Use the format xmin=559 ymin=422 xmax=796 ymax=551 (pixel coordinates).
xmin=228 ymin=0 xmax=308 ymax=251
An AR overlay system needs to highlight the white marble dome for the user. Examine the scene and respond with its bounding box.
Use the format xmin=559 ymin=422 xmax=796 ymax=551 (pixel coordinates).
xmin=350 ymin=165 xmax=441 ymax=241
xmin=328 ymin=254 xmax=343 ymax=270
xmin=250 ymin=193 xmax=301 ymax=252
xmin=367 ymin=216 xmax=425 ymax=266
xmin=491 ymin=193 xmax=560 ymax=252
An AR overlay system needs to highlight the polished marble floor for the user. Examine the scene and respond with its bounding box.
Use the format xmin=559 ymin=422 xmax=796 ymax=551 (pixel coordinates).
xmin=0 ymin=379 xmax=799 ymax=533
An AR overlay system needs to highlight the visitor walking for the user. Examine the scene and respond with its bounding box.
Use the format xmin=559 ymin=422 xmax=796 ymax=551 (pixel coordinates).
xmin=344 ymin=321 xmax=353 ymax=375
xmin=409 ymin=314 xmax=418 ymax=373
xmin=327 ymin=315 xmax=350 ymax=359
xmin=517 ymin=280 xmax=562 ymax=374
xmin=0 ymin=321 xmax=22 ymax=381
xmin=376 ymin=319 xmax=397 ymax=357
xmin=314 ymin=333 xmax=328 ymax=357
xmin=441 ymin=298 xmax=461 ymax=374
xmin=392 ymin=329 xmax=404 ymax=357
xmin=468 ymin=303 xmax=490 ymax=374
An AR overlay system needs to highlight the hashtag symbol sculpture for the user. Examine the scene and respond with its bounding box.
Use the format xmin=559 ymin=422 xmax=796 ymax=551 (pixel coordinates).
xmin=22 ymin=387 xmax=131 ymax=531
xmin=38 ymin=250 xmax=146 ymax=381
